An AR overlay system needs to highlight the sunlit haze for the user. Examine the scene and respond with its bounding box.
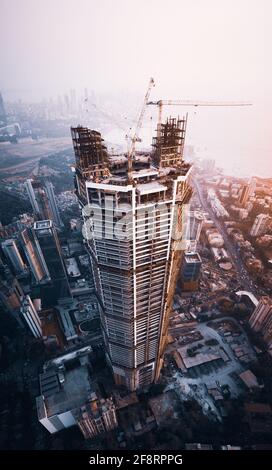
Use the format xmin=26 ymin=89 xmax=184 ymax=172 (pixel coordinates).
xmin=0 ymin=0 xmax=271 ymax=176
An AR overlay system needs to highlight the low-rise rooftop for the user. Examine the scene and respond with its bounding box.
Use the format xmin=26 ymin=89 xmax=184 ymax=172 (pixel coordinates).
xmin=34 ymin=220 xmax=52 ymax=230
xmin=37 ymin=347 xmax=93 ymax=420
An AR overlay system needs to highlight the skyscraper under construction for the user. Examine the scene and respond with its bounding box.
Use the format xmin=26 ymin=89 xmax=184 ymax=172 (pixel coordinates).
xmin=71 ymin=117 xmax=192 ymax=391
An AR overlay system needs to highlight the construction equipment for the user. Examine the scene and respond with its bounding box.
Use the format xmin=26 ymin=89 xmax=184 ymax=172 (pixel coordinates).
xmin=127 ymin=77 xmax=155 ymax=175
xmin=147 ymin=99 xmax=252 ymax=143
xmin=147 ymin=99 xmax=252 ymax=127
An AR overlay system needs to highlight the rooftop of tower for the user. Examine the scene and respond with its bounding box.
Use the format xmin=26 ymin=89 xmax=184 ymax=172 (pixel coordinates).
xmin=34 ymin=220 xmax=52 ymax=230
xmin=71 ymin=116 xmax=191 ymax=186
xmin=71 ymin=117 xmax=193 ymax=210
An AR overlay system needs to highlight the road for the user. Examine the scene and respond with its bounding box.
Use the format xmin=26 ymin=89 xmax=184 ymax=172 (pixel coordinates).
xmin=194 ymin=179 xmax=258 ymax=295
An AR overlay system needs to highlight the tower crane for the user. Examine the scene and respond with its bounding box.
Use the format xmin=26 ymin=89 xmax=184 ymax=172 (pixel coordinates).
xmin=127 ymin=77 xmax=155 ymax=175
xmin=147 ymin=99 xmax=252 ymax=126
xmin=147 ymin=99 xmax=252 ymax=141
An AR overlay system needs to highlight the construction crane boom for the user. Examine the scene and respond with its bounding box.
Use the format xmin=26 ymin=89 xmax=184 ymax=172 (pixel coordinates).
xmin=127 ymin=77 xmax=155 ymax=175
xmin=147 ymin=99 xmax=252 ymax=106
xmin=147 ymin=99 xmax=252 ymax=130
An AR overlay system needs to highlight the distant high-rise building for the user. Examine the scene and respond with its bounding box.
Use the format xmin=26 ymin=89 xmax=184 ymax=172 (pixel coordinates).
xmin=33 ymin=220 xmax=70 ymax=300
xmin=1 ymin=238 xmax=27 ymax=275
xmin=25 ymin=179 xmax=50 ymax=219
xmin=25 ymin=179 xmax=63 ymax=229
xmin=64 ymin=93 xmax=70 ymax=114
xmin=20 ymin=228 xmax=50 ymax=283
xmin=44 ymin=182 xmax=63 ymax=228
xmin=0 ymin=92 xmax=7 ymax=126
xmin=239 ymin=184 xmax=250 ymax=206
xmin=72 ymin=117 xmax=192 ymax=391
xmin=20 ymin=295 xmax=42 ymax=338
xmin=249 ymin=177 xmax=257 ymax=198
xmin=249 ymin=296 xmax=272 ymax=332
xmin=70 ymin=88 xmax=77 ymax=114
xmin=250 ymin=213 xmax=270 ymax=237
xmin=239 ymin=178 xmax=256 ymax=207
xmin=202 ymin=159 xmax=215 ymax=174
xmin=249 ymin=296 xmax=272 ymax=349
xmin=186 ymin=210 xmax=204 ymax=252
xmin=25 ymin=178 xmax=39 ymax=213
xmin=238 ymin=177 xmax=257 ymax=207
xmin=181 ymin=252 xmax=202 ymax=291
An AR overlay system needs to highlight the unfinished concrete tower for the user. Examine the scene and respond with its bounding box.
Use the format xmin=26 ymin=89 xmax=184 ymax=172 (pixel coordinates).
xmin=72 ymin=118 xmax=192 ymax=391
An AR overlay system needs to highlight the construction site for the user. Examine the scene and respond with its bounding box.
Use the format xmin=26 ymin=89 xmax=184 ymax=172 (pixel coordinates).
xmin=69 ymin=78 xmax=196 ymax=390
xmin=69 ymin=77 xmax=255 ymax=393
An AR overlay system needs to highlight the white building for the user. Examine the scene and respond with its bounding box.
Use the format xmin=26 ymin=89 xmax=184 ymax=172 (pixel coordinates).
xmin=250 ymin=213 xmax=270 ymax=237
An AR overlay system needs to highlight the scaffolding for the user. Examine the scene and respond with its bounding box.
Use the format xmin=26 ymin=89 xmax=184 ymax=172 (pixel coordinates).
xmin=152 ymin=116 xmax=187 ymax=168
xmin=71 ymin=126 xmax=110 ymax=178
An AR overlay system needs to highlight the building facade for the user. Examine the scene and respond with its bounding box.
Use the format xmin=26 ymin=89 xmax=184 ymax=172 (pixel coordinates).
xmin=1 ymin=238 xmax=27 ymax=275
xmin=239 ymin=184 xmax=251 ymax=207
xmin=250 ymin=213 xmax=270 ymax=237
xmin=44 ymin=181 xmax=63 ymax=228
xmin=72 ymin=118 xmax=192 ymax=391
xmin=20 ymin=294 xmax=42 ymax=338
xmin=181 ymin=252 xmax=202 ymax=291
xmin=25 ymin=179 xmax=63 ymax=229
xmin=21 ymin=228 xmax=50 ymax=283
xmin=78 ymin=394 xmax=118 ymax=439
xmin=0 ymin=92 xmax=7 ymax=126
xmin=33 ymin=220 xmax=70 ymax=300
xmin=249 ymin=296 xmax=272 ymax=338
xmin=0 ymin=274 xmax=24 ymax=312
xmin=186 ymin=210 xmax=204 ymax=252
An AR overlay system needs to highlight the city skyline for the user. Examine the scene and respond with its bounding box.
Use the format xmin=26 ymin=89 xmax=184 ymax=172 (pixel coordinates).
xmin=1 ymin=0 xmax=272 ymax=457
xmin=1 ymin=0 xmax=271 ymax=177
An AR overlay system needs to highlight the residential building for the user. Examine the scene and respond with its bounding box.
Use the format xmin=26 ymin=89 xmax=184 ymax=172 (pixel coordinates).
xmin=0 ymin=273 xmax=24 ymax=312
xmin=25 ymin=179 xmax=63 ymax=228
xmin=20 ymin=295 xmax=42 ymax=338
xmin=33 ymin=220 xmax=71 ymax=301
xmin=0 ymin=91 xmax=7 ymax=126
xmin=21 ymin=228 xmax=50 ymax=283
xmin=78 ymin=394 xmax=118 ymax=439
xmin=186 ymin=210 xmax=204 ymax=251
xmin=1 ymin=238 xmax=27 ymax=275
xmin=44 ymin=181 xmax=63 ymax=228
xmin=249 ymin=296 xmax=272 ymax=347
xmin=250 ymin=213 xmax=270 ymax=237
xmin=238 ymin=178 xmax=256 ymax=207
xmin=181 ymin=252 xmax=202 ymax=291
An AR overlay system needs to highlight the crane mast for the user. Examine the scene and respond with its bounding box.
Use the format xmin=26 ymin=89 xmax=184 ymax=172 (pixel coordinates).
xmin=127 ymin=77 xmax=155 ymax=176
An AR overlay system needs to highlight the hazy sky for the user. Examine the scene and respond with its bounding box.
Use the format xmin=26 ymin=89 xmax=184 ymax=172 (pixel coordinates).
xmin=0 ymin=0 xmax=271 ymax=176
